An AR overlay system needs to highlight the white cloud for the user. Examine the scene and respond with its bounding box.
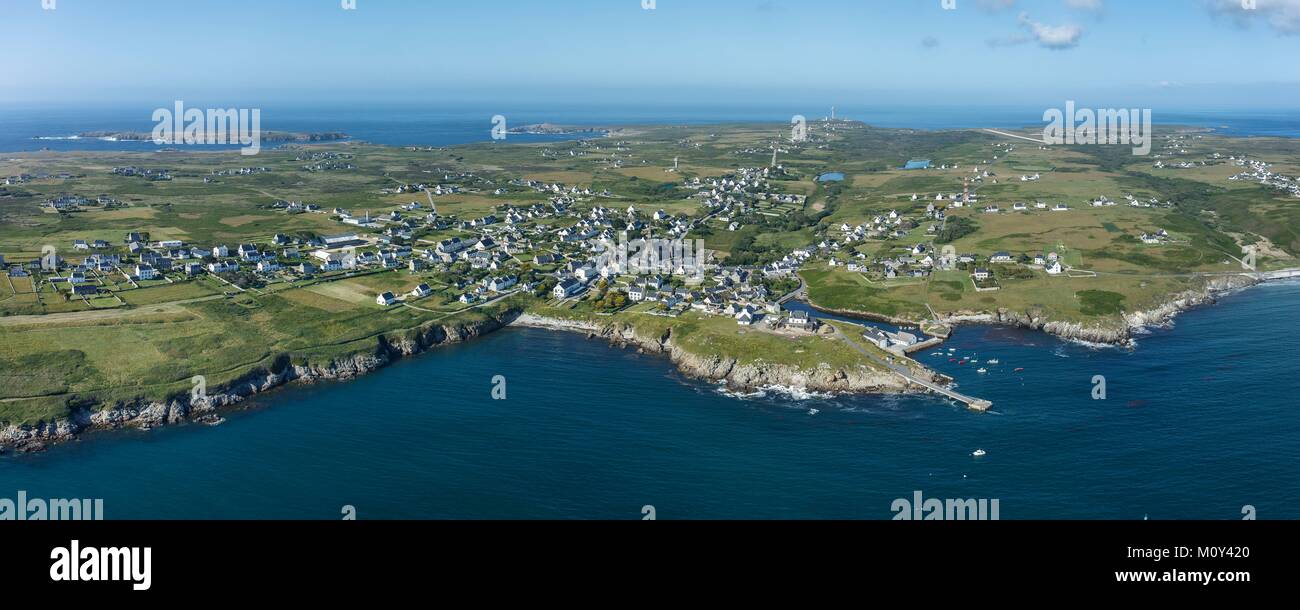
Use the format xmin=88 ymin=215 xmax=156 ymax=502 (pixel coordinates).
xmin=1017 ymin=12 xmax=1084 ymax=49
xmin=1207 ymin=0 xmax=1300 ymax=34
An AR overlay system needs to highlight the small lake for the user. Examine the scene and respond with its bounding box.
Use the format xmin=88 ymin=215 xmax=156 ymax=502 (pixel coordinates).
xmin=816 ymin=172 xmax=845 ymax=182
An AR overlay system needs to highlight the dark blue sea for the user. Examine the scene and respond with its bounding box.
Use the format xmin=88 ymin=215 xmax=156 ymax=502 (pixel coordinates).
xmin=2 ymin=103 xmax=1299 ymax=153
xmin=2 ymin=279 xmax=1297 ymax=520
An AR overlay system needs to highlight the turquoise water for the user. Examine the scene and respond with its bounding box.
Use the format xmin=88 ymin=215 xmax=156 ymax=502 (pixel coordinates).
xmin=816 ymin=172 xmax=845 ymax=182
xmin=3 ymin=281 xmax=1297 ymax=519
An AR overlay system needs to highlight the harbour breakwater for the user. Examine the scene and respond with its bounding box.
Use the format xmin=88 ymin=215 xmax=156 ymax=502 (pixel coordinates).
xmin=0 ymin=312 xmax=520 ymax=454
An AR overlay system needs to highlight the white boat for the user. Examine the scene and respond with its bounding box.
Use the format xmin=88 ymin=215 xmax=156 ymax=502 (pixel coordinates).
xmin=972 ymin=449 xmax=987 ymax=457
xmin=988 ymin=359 xmax=1000 ymax=365
xmin=977 ymin=368 xmax=988 ymax=374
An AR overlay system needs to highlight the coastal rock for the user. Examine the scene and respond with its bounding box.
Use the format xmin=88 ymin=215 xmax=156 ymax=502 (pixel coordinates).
xmin=0 ymin=312 xmax=519 ymax=453
xmin=512 ymin=313 xmax=916 ymax=395
xmin=927 ymin=275 xmax=1261 ymax=345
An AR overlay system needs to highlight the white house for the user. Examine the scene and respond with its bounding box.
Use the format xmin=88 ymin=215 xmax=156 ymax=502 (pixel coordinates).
xmin=376 ymin=292 xmax=399 ymax=307
xmin=410 ymin=283 xmax=433 ymax=299
xmin=553 ymin=279 xmax=583 ymax=299
xmin=488 ymin=275 xmax=518 ymax=292
xmin=862 ymin=328 xmax=891 ymax=349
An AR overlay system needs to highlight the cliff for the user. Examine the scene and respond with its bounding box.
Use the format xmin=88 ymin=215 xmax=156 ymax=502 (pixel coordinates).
xmin=971 ymin=275 xmax=1260 ymax=345
xmin=816 ymin=275 xmax=1261 ymax=346
xmin=0 ymin=312 xmax=517 ymax=454
xmin=512 ymin=313 xmax=919 ymax=395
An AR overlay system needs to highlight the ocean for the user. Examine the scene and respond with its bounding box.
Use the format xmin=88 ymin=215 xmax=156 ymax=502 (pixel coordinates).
xmin=3 ymin=280 xmax=1298 ymax=520
xmin=2 ymin=102 xmax=1298 ymax=519
xmin=3 ymin=103 xmax=1300 ymax=153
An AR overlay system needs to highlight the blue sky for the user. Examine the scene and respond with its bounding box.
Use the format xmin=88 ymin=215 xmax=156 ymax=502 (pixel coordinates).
xmin=3 ymin=0 xmax=1299 ymax=107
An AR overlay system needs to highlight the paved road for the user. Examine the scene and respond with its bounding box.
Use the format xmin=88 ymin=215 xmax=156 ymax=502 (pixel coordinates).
xmin=777 ymin=276 xmax=807 ymax=304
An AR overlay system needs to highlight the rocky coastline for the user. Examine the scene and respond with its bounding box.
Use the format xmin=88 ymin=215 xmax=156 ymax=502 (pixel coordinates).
xmin=0 ymin=274 xmax=1274 ymax=454
xmin=810 ymin=274 xmax=1262 ymax=346
xmin=0 ymin=312 xmax=518 ymax=454
xmin=511 ymin=313 xmax=920 ymax=396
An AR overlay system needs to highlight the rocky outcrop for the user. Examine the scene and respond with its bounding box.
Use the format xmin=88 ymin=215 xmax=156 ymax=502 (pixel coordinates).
xmin=0 ymin=312 xmax=519 ymax=454
xmin=820 ymin=275 xmax=1262 ymax=346
xmin=512 ymin=313 xmax=918 ymax=395
xmin=971 ymin=275 xmax=1260 ymax=345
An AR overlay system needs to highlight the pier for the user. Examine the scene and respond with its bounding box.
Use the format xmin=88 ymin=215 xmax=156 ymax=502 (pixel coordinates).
xmin=829 ymin=325 xmax=992 ymax=412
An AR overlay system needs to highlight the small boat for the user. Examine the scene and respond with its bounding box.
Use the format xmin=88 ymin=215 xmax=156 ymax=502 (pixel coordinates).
xmin=1014 ymin=367 xmax=1025 ymax=372
xmin=988 ymin=359 xmax=1000 ymax=365
xmin=977 ymin=368 xmax=988 ymax=374
xmin=949 ymin=358 xmax=958 ymax=362
xmin=972 ymin=449 xmax=987 ymax=457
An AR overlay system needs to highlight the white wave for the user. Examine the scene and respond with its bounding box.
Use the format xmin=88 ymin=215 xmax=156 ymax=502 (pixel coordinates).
xmin=713 ymin=383 xmax=838 ymax=402
xmin=755 ymin=385 xmax=838 ymax=401
xmin=1064 ymin=336 xmax=1135 ymax=350
xmin=714 ymin=384 xmax=767 ymax=400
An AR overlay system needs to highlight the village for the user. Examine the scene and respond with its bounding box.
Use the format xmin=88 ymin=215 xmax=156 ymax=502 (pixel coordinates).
xmin=19 ymin=142 xmax=1191 ymax=363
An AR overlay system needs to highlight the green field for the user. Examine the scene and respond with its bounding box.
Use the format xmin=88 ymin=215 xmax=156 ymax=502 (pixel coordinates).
xmin=2 ymin=120 xmax=1298 ymax=427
